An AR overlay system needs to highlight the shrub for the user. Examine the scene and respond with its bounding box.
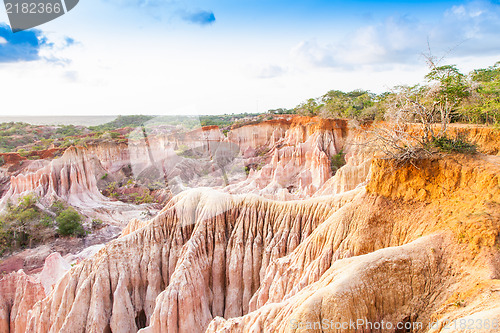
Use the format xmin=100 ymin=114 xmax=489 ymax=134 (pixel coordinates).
xmin=56 ymin=208 xmax=85 ymax=237
xmin=0 ymin=194 xmax=54 ymax=252
xmin=109 ymin=131 xmax=120 ymax=139
xmin=431 ymin=135 xmax=477 ymax=154
xmin=50 ymin=200 xmax=66 ymax=214
xmin=91 ymin=218 xmax=103 ymax=229
xmin=330 ymin=150 xmax=346 ymax=174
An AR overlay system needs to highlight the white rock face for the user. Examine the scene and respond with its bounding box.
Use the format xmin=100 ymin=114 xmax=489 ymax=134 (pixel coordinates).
xmin=0 ymin=270 xmax=45 ymax=333
xmin=39 ymin=252 xmax=71 ymax=295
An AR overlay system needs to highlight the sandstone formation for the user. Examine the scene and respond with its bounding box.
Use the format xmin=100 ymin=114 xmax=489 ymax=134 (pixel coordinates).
xmin=25 ymin=190 xmax=336 ymax=332
xmin=0 ymin=270 xmax=45 ymax=333
xmin=0 ymin=147 xmax=116 ymax=209
xmin=1 ymin=118 xmax=500 ymax=333
xmin=225 ymin=117 xmax=349 ymax=199
xmin=17 ymin=151 xmax=500 ymax=333
xmin=39 ymin=252 xmax=71 ymax=295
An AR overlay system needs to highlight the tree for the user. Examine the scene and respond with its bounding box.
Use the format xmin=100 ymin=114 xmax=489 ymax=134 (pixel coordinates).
xmin=295 ymin=98 xmax=321 ymax=116
xmin=56 ymin=208 xmax=85 ymax=237
xmin=461 ymin=61 xmax=500 ymax=124
xmin=319 ymin=89 xmax=380 ymax=120
xmin=424 ymin=58 xmax=470 ymax=134
xmin=384 ymin=85 xmax=437 ymax=145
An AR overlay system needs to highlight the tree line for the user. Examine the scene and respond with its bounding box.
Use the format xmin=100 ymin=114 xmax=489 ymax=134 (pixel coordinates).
xmin=270 ymin=61 xmax=500 ymax=126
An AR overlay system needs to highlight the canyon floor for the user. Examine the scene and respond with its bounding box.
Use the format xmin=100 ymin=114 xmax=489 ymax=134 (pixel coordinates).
xmin=0 ymin=115 xmax=499 ymax=332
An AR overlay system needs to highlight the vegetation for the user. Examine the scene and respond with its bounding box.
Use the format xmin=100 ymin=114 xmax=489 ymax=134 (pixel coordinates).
xmin=330 ymin=150 xmax=346 ymax=174
xmin=293 ymin=90 xmax=382 ymax=122
xmin=276 ymin=61 xmax=500 ymax=128
xmin=431 ymin=134 xmax=477 ymax=154
xmin=131 ymin=190 xmax=155 ymax=204
xmin=89 ymin=115 xmax=155 ymax=131
xmin=55 ymin=125 xmax=85 ymax=137
xmin=0 ymin=195 xmax=87 ymax=256
xmin=91 ymin=218 xmax=103 ymax=229
xmin=199 ymin=114 xmax=260 ymax=128
xmin=56 ymin=208 xmax=85 ymax=237
xmin=356 ymin=57 xmax=494 ymax=164
xmin=0 ymin=61 xmax=496 ymax=164
xmin=101 ymin=179 xmax=160 ymax=204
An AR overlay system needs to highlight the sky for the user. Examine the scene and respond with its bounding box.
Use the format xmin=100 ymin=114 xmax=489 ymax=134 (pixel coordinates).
xmin=0 ymin=0 xmax=499 ymax=116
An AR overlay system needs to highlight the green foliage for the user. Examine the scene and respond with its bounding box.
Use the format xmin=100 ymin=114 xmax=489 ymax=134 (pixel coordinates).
xmin=431 ymin=135 xmax=477 ymax=154
xmin=458 ymin=62 xmax=500 ymax=124
xmin=132 ymin=191 xmax=155 ymax=204
xmin=0 ymin=194 xmax=53 ymax=253
xmin=199 ymin=114 xmax=262 ymax=128
xmin=146 ymin=181 xmax=165 ymax=191
xmin=90 ymin=115 xmax=155 ymax=131
xmin=287 ymin=61 xmax=498 ymax=127
xmin=0 ymin=219 xmax=11 ymax=256
xmin=91 ymin=218 xmax=103 ymax=229
xmin=56 ymin=208 xmax=85 ymax=237
xmin=106 ymin=182 xmax=118 ymax=193
xmin=101 ymin=173 xmax=108 ymax=180
xmin=330 ymin=150 xmax=346 ymax=174
xmin=295 ymin=98 xmax=322 ymax=116
xmin=20 ymin=193 xmax=37 ymax=208
xmin=0 ymin=196 xmax=90 ymax=254
xmin=55 ymin=125 xmax=85 ymax=137
xmin=17 ymin=148 xmax=28 ymax=157
xmin=425 ymin=64 xmax=470 ymax=131
xmin=109 ymin=131 xmax=120 ymax=139
xmin=292 ymin=89 xmax=384 ymax=121
xmin=267 ymin=108 xmax=294 ymax=114
xmin=50 ymin=200 xmax=66 ymax=214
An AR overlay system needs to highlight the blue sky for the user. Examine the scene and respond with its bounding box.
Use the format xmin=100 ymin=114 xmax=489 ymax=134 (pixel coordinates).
xmin=0 ymin=0 xmax=499 ymax=115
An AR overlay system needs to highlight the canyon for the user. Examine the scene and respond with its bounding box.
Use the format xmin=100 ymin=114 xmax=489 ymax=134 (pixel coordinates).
xmin=0 ymin=116 xmax=499 ymax=332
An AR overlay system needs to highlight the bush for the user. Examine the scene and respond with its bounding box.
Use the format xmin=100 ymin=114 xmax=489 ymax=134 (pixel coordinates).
xmin=0 ymin=194 xmax=55 ymax=252
xmin=330 ymin=150 xmax=346 ymax=174
xmin=50 ymin=200 xmax=66 ymax=214
xmin=91 ymin=218 xmax=103 ymax=229
xmin=56 ymin=208 xmax=85 ymax=237
xmin=431 ymin=135 xmax=477 ymax=154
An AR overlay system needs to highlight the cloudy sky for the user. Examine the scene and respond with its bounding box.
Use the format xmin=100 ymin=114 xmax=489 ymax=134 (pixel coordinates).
xmin=0 ymin=0 xmax=499 ymax=116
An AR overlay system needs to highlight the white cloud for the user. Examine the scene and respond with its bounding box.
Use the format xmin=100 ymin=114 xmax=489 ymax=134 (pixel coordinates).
xmin=0 ymin=37 xmax=6 ymax=44
xmin=291 ymin=1 xmax=500 ymax=71
xmin=255 ymin=64 xmax=286 ymax=79
xmin=290 ymin=40 xmax=335 ymax=68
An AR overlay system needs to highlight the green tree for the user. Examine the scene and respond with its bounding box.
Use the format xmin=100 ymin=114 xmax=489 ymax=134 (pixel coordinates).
xmin=56 ymin=208 xmax=85 ymax=237
xmin=295 ymin=98 xmax=321 ymax=116
xmin=460 ymin=62 xmax=500 ymax=124
xmin=425 ymin=64 xmax=470 ymax=134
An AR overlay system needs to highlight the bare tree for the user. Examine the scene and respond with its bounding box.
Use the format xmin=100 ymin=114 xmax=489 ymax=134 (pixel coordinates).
xmin=422 ymin=45 xmax=471 ymax=135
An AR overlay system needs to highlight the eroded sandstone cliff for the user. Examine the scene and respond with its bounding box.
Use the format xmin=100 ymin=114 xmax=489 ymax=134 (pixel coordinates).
xmin=1 ymin=118 xmax=500 ymax=333
xmin=18 ymin=151 xmax=500 ymax=333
